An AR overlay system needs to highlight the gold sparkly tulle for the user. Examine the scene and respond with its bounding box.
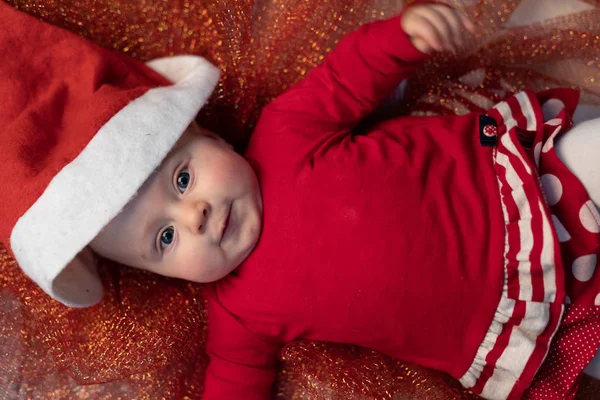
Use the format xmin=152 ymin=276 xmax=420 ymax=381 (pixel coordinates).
xmin=2 ymin=0 xmax=600 ymax=398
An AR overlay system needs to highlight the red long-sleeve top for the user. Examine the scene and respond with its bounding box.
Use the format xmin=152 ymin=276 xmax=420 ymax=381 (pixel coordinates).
xmin=203 ymin=15 xmax=508 ymax=399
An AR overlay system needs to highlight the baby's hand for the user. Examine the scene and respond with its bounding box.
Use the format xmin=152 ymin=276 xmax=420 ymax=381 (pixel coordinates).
xmin=401 ymin=3 xmax=476 ymax=54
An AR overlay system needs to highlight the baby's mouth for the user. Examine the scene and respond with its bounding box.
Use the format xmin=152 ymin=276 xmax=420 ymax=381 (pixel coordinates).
xmin=219 ymin=203 xmax=232 ymax=245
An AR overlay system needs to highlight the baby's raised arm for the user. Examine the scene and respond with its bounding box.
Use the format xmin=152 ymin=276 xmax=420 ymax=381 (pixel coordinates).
xmin=258 ymin=3 xmax=474 ymax=135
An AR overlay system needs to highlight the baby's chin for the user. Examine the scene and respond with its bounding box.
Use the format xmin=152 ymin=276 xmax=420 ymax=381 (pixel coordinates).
xmin=184 ymin=262 xmax=241 ymax=283
xmin=198 ymin=243 xmax=259 ymax=283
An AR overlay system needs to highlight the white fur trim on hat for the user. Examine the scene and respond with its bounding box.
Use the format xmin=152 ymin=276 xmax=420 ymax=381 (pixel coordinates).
xmin=11 ymin=55 xmax=220 ymax=308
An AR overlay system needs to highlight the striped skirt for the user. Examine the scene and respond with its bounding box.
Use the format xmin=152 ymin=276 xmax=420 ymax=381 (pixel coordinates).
xmin=459 ymin=89 xmax=600 ymax=400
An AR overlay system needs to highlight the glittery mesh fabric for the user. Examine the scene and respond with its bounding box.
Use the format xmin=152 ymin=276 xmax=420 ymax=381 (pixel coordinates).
xmin=2 ymin=0 xmax=600 ymax=398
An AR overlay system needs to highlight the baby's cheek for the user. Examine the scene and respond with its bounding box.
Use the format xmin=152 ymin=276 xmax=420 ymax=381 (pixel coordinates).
xmin=217 ymin=156 xmax=246 ymax=180
xmin=213 ymin=147 xmax=249 ymax=173
xmin=200 ymin=158 xmax=237 ymax=188
xmin=175 ymin=244 xmax=225 ymax=283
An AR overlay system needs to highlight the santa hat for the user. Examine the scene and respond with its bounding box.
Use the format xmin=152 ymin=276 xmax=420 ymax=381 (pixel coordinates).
xmin=0 ymin=3 xmax=220 ymax=307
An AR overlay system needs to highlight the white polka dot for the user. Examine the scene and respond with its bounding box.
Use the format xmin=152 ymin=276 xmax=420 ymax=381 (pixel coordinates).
xmin=595 ymin=293 xmax=600 ymax=306
xmin=580 ymin=201 xmax=600 ymax=233
xmin=542 ymin=98 xmax=564 ymax=120
xmin=533 ymin=142 xmax=542 ymax=166
xmin=545 ymin=118 xmax=562 ymax=126
xmin=542 ymin=126 xmax=561 ymax=153
xmin=541 ymin=174 xmax=563 ymax=206
xmin=551 ymin=215 xmax=571 ymax=242
xmin=572 ymin=254 xmax=597 ymax=282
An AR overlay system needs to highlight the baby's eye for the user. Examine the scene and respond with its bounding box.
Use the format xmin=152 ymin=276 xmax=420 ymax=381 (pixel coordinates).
xmin=159 ymin=226 xmax=175 ymax=250
xmin=176 ymin=169 xmax=191 ymax=193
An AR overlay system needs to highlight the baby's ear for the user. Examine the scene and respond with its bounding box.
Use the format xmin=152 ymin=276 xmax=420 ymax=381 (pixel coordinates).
xmin=52 ymin=246 xmax=104 ymax=308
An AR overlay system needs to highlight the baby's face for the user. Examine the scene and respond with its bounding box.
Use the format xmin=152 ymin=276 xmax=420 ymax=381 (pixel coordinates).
xmin=90 ymin=123 xmax=262 ymax=282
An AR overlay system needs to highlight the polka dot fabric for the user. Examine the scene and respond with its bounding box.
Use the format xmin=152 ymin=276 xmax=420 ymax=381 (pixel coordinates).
xmin=521 ymin=90 xmax=600 ymax=400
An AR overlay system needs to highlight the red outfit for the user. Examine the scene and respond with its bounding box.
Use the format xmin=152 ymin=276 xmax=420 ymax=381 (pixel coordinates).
xmin=204 ymin=16 xmax=600 ymax=400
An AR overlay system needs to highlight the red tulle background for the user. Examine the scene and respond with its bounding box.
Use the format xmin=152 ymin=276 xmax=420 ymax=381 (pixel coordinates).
xmin=1 ymin=0 xmax=600 ymax=398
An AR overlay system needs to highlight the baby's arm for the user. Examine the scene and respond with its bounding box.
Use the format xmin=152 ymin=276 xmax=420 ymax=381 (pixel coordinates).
xmin=260 ymin=3 xmax=474 ymax=134
xmin=203 ymin=296 xmax=282 ymax=399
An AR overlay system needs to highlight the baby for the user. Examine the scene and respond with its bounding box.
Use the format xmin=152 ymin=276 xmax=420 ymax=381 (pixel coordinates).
xmin=89 ymin=122 xmax=263 ymax=285
xmin=2 ymin=2 xmax=600 ymax=400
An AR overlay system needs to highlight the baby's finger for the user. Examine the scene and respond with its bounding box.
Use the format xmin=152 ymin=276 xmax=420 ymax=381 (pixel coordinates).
xmin=432 ymin=5 xmax=467 ymax=50
xmin=427 ymin=5 xmax=462 ymax=51
xmin=411 ymin=37 xmax=434 ymax=54
xmin=459 ymin=11 xmax=476 ymax=34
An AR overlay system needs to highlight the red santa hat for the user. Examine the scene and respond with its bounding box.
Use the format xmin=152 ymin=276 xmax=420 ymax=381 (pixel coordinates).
xmin=0 ymin=3 xmax=220 ymax=307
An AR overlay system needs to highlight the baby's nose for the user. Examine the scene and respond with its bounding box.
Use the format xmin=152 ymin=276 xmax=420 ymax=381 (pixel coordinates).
xmin=181 ymin=200 xmax=210 ymax=233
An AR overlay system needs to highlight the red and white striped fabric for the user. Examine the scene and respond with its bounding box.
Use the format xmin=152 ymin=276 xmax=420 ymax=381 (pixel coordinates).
xmin=460 ymin=89 xmax=600 ymax=399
